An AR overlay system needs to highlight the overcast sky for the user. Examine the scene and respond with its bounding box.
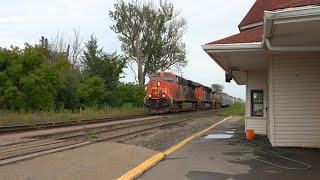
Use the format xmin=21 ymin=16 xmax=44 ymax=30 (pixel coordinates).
xmin=0 ymin=0 xmax=256 ymax=100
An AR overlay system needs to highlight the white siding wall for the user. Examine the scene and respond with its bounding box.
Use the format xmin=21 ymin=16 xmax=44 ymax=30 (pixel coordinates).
xmin=267 ymin=58 xmax=275 ymax=145
xmin=273 ymin=53 xmax=320 ymax=147
xmin=246 ymin=71 xmax=267 ymax=135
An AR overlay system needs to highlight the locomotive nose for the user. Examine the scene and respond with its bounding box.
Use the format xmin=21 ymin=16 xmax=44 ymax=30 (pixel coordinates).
xmin=149 ymin=80 xmax=166 ymax=98
xmin=149 ymin=81 xmax=160 ymax=98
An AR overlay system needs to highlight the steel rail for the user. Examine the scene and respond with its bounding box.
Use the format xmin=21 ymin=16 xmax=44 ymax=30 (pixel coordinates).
xmin=0 ymin=114 xmax=152 ymax=134
xmin=0 ymin=108 xmax=219 ymax=134
xmin=0 ymin=110 xmax=216 ymax=166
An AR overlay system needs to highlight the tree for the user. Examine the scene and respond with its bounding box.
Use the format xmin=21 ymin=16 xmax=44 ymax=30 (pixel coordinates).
xmin=109 ymin=0 xmax=187 ymax=85
xmin=0 ymin=74 xmax=24 ymax=111
xmin=211 ymin=84 xmax=224 ymax=94
xmin=79 ymin=76 xmax=108 ymax=107
xmin=0 ymin=39 xmax=82 ymax=112
xmin=115 ymin=83 xmax=145 ymax=107
xmin=0 ymin=34 xmax=140 ymax=112
xmin=38 ymin=36 xmax=82 ymax=111
xmin=47 ymin=29 xmax=84 ymax=67
xmin=53 ymin=55 xmax=81 ymax=111
xmin=81 ymin=35 xmax=126 ymax=90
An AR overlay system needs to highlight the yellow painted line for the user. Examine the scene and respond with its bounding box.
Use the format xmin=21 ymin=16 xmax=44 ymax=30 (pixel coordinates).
xmin=117 ymin=116 xmax=232 ymax=180
xmin=117 ymin=152 xmax=165 ymax=180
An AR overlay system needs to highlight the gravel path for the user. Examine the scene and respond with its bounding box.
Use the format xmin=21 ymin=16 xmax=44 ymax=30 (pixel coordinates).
xmin=116 ymin=114 xmax=225 ymax=151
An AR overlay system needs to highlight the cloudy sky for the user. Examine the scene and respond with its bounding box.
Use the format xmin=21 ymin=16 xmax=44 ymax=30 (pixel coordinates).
xmin=0 ymin=0 xmax=256 ymax=100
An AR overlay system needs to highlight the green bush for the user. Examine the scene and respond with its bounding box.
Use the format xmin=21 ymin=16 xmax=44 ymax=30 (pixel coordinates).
xmin=114 ymin=83 xmax=145 ymax=107
xmin=79 ymin=76 xmax=109 ymax=107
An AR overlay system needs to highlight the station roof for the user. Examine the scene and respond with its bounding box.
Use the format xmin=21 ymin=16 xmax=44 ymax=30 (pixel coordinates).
xmin=239 ymin=0 xmax=320 ymax=27
xmin=206 ymin=26 xmax=263 ymax=44
xmin=207 ymin=0 xmax=320 ymax=45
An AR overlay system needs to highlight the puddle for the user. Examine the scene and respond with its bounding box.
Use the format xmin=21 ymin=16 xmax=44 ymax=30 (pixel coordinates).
xmin=225 ymin=131 xmax=235 ymax=134
xmin=203 ymin=134 xmax=233 ymax=139
xmin=210 ymin=130 xmax=235 ymax=134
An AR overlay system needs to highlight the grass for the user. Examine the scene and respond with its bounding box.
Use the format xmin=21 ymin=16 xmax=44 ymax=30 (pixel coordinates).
xmin=0 ymin=103 xmax=246 ymax=127
xmin=217 ymin=103 xmax=245 ymax=117
xmin=0 ymin=105 xmax=145 ymax=127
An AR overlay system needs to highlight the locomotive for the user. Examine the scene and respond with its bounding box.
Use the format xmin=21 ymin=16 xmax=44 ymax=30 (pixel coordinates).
xmin=144 ymin=72 xmax=233 ymax=114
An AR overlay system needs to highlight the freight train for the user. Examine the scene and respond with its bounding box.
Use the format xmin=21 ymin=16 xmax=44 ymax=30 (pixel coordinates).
xmin=144 ymin=72 xmax=239 ymax=114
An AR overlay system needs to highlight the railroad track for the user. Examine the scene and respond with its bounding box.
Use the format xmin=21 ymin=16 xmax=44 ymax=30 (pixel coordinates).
xmin=0 ymin=110 xmax=215 ymax=166
xmin=0 ymin=108 xmax=220 ymax=134
xmin=0 ymin=114 xmax=152 ymax=134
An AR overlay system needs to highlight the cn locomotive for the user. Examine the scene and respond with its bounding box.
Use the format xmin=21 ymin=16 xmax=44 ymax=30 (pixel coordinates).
xmin=144 ymin=72 xmax=235 ymax=114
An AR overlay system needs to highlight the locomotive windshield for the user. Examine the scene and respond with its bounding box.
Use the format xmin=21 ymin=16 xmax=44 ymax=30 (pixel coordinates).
xmin=162 ymin=75 xmax=174 ymax=83
xmin=149 ymin=76 xmax=161 ymax=82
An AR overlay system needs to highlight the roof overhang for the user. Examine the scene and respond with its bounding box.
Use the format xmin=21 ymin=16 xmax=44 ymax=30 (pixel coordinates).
xmin=202 ymin=43 xmax=267 ymax=85
xmin=203 ymin=42 xmax=263 ymax=52
xmin=203 ymin=5 xmax=320 ymax=85
xmin=263 ymin=5 xmax=320 ymax=50
xmin=239 ymin=21 xmax=263 ymax=32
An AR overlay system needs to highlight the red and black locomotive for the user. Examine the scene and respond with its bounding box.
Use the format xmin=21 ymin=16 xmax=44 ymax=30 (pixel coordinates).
xmin=144 ymin=72 xmax=225 ymax=114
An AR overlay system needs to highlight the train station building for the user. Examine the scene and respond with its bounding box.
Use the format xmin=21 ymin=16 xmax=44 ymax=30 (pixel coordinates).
xmin=202 ymin=0 xmax=320 ymax=148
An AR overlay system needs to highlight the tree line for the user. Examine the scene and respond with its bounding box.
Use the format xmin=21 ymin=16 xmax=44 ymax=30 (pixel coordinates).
xmin=0 ymin=0 xmax=187 ymax=112
xmin=0 ymin=35 xmax=145 ymax=112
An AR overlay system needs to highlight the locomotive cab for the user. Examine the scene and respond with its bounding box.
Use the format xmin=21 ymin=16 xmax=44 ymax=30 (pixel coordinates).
xmin=145 ymin=72 xmax=177 ymax=114
xmin=147 ymin=72 xmax=176 ymax=99
xmin=145 ymin=72 xmax=202 ymax=114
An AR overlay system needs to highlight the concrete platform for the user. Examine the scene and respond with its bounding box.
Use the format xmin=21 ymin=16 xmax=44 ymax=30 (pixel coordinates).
xmin=0 ymin=142 xmax=158 ymax=180
xmin=139 ymin=116 xmax=320 ymax=180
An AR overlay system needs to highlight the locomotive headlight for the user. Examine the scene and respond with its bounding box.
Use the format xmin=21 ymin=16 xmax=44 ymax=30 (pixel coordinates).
xmin=162 ymin=95 xmax=165 ymax=97
xmin=148 ymin=95 xmax=151 ymax=97
xmin=157 ymin=82 xmax=160 ymax=86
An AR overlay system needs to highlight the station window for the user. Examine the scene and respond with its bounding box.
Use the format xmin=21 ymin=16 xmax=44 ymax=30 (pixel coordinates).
xmin=251 ymin=90 xmax=263 ymax=117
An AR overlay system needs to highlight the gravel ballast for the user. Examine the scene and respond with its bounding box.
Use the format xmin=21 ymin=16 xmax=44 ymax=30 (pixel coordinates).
xmin=0 ymin=111 xmax=230 ymax=180
xmin=116 ymin=113 xmax=226 ymax=151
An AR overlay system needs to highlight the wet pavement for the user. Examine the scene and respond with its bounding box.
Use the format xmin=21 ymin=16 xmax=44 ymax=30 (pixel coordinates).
xmin=138 ymin=116 xmax=320 ymax=180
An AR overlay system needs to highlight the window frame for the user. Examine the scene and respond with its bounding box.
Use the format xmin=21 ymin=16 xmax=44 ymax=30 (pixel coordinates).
xmin=162 ymin=75 xmax=175 ymax=83
xmin=149 ymin=76 xmax=161 ymax=82
xmin=251 ymin=90 xmax=264 ymax=117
